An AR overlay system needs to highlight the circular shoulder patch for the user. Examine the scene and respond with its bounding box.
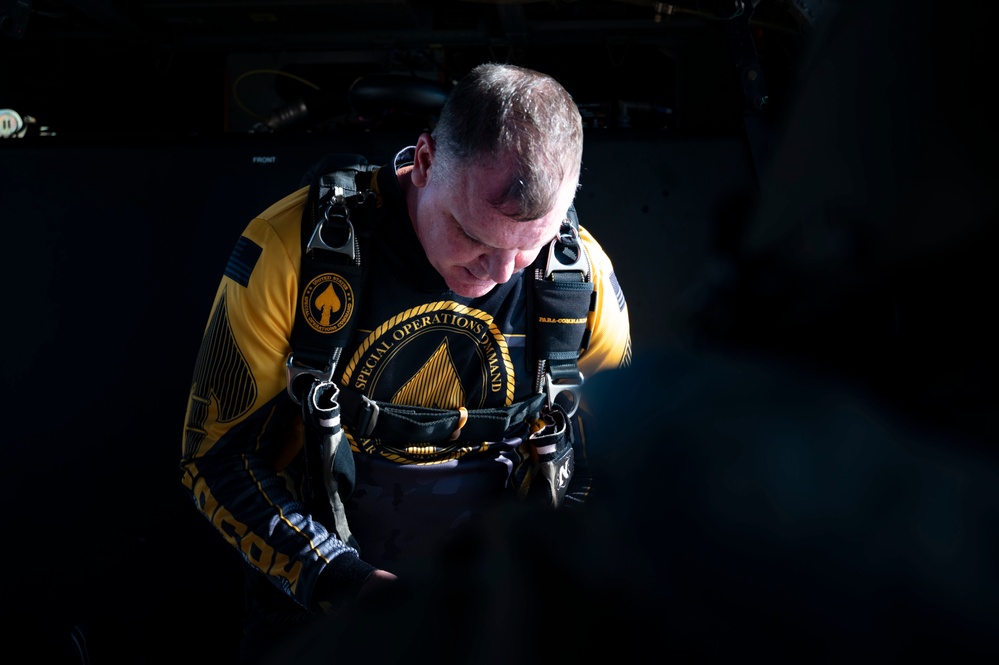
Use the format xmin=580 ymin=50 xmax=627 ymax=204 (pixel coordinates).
xmin=302 ymin=272 xmax=354 ymax=334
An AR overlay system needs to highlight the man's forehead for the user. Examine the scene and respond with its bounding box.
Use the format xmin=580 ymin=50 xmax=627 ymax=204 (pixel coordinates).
xmin=461 ymin=160 xmax=573 ymax=222
xmin=458 ymin=196 xmax=562 ymax=250
xmin=462 ymin=159 xmax=516 ymax=198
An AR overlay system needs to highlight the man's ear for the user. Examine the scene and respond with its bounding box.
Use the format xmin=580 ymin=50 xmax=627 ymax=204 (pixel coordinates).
xmin=410 ymin=133 xmax=434 ymax=188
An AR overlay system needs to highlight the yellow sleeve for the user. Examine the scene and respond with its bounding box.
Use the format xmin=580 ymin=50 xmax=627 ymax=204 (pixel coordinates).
xmin=578 ymin=226 xmax=632 ymax=381
xmin=183 ymin=186 xmax=307 ymax=459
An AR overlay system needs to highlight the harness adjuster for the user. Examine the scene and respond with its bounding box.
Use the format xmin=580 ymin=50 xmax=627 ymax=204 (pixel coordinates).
xmin=307 ymin=188 xmax=356 ymax=260
xmin=286 ymin=354 xmax=335 ymax=405
xmin=544 ymin=367 xmax=583 ymax=418
xmin=354 ymin=394 xmax=381 ymax=438
xmin=544 ymin=220 xmax=590 ymax=281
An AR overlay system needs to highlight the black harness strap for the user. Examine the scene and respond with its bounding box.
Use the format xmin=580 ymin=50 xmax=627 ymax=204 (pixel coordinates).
xmin=288 ymin=156 xmax=378 ymax=536
xmin=302 ymin=380 xmax=357 ymax=547
xmin=517 ymin=403 xmax=574 ymax=506
xmin=286 ymin=157 xmax=377 ymax=403
xmin=529 ymin=206 xmax=593 ymax=416
xmin=335 ymin=387 xmax=547 ymax=443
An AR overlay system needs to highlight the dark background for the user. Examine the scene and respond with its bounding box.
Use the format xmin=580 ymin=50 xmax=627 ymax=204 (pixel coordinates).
xmin=1 ymin=1 xmax=997 ymax=663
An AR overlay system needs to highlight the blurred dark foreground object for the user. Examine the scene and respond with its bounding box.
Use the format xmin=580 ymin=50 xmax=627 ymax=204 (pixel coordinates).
xmin=254 ymin=348 xmax=999 ymax=665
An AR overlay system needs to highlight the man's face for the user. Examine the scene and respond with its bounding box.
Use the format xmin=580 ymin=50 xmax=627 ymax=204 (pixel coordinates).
xmin=409 ymin=136 xmax=577 ymax=298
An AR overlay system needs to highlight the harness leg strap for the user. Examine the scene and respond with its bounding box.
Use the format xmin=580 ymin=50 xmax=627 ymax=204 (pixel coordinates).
xmin=303 ymin=380 xmax=358 ymax=549
xmin=518 ymin=405 xmax=574 ymax=508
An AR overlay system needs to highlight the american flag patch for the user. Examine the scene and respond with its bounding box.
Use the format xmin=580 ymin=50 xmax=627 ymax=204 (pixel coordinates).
xmin=224 ymin=236 xmax=262 ymax=287
xmin=610 ymin=271 xmax=626 ymax=312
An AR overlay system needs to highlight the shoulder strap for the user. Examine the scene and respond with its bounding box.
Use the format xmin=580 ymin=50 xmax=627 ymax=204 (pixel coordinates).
xmin=528 ymin=204 xmax=595 ymax=417
xmin=286 ymin=157 xmax=378 ymax=403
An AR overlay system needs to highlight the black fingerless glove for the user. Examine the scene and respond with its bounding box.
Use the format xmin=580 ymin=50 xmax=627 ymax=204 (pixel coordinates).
xmin=311 ymin=553 xmax=377 ymax=615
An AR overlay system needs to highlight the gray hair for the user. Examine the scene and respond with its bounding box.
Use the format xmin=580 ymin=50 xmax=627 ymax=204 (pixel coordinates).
xmin=430 ymin=63 xmax=583 ymax=221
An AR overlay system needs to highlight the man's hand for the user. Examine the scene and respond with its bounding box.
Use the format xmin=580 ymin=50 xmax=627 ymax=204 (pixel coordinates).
xmin=354 ymin=568 xmax=401 ymax=611
xmin=315 ymin=565 xmax=398 ymax=616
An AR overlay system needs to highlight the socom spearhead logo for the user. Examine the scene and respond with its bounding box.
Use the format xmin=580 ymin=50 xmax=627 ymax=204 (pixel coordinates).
xmin=302 ymin=272 xmax=354 ymax=334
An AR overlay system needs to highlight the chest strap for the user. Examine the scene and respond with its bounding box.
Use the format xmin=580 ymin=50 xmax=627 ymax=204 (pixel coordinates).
xmin=335 ymin=386 xmax=547 ymax=443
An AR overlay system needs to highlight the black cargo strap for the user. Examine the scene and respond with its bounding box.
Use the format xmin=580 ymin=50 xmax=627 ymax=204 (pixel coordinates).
xmin=336 ymin=387 xmax=547 ymax=443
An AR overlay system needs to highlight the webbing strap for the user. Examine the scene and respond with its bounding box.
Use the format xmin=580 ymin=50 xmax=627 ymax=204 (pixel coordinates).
xmin=529 ymin=206 xmax=594 ymax=415
xmin=291 ymin=158 xmax=376 ymax=540
xmin=302 ymin=380 xmax=358 ymax=547
xmin=516 ymin=404 xmax=575 ymax=507
xmin=336 ymin=387 xmax=547 ymax=443
xmin=287 ymin=159 xmax=376 ymax=402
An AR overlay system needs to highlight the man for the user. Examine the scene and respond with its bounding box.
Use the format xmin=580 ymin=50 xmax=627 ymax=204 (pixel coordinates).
xmin=180 ymin=62 xmax=631 ymax=663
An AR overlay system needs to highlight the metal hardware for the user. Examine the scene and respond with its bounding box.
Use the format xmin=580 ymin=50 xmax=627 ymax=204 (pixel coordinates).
xmin=544 ymin=221 xmax=590 ymax=280
xmin=357 ymin=394 xmax=381 ymax=437
xmin=286 ymin=354 xmax=336 ymax=404
xmin=306 ymin=187 xmax=356 ymax=260
xmin=544 ymin=368 xmax=583 ymax=418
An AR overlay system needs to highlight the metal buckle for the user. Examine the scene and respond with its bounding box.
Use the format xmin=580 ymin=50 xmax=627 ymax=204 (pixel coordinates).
xmin=285 ymin=354 xmax=335 ymax=404
xmin=357 ymin=394 xmax=380 ymax=438
xmin=544 ymin=368 xmax=583 ymax=418
xmin=307 ymin=188 xmax=355 ymax=260
xmin=544 ymin=222 xmax=589 ymax=280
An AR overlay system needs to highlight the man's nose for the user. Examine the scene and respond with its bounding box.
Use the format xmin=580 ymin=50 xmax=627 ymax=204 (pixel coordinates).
xmin=482 ymin=249 xmax=520 ymax=284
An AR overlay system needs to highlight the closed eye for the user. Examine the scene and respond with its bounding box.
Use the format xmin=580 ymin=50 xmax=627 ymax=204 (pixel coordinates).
xmin=453 ymin=215 xmax=489 ymax=248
